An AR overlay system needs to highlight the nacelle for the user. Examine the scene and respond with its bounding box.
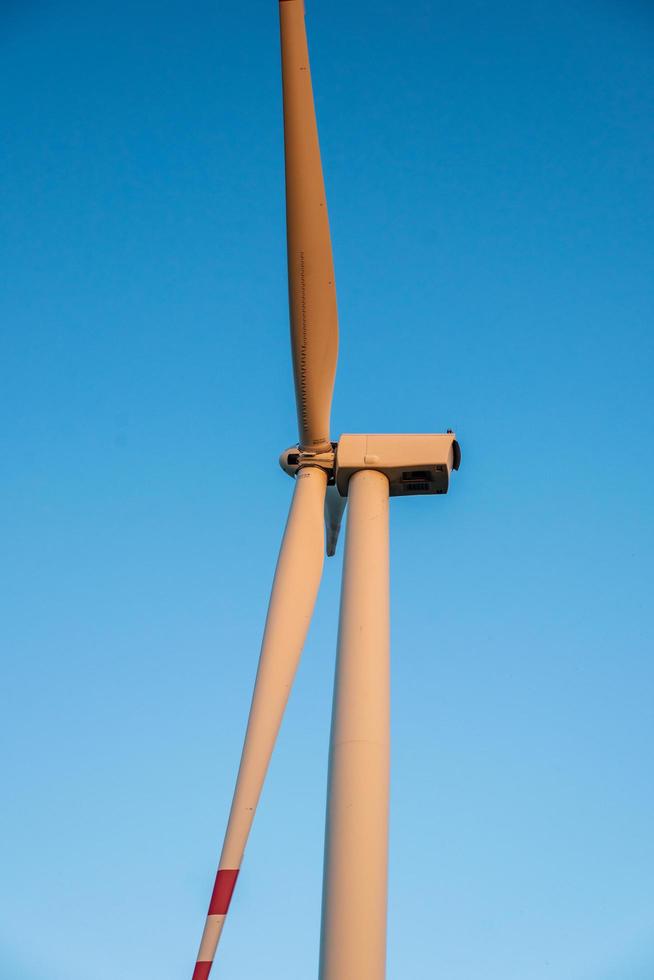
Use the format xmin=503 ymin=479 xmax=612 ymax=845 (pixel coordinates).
xmin=279 ymin=433 xmax=461 ymax=497
xmin=335 ymin=433 xmax=460 ymax=497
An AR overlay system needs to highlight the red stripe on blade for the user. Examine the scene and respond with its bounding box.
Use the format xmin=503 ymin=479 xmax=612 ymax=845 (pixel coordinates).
xmin=208 ymin=869 xmax=239 ymax=915
xmin=192 ymin=963 xmax=212 ymax=980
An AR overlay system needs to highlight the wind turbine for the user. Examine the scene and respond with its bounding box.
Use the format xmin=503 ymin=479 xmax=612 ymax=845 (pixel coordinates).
xmin=190 ymin=3 xmax=460 ymax=978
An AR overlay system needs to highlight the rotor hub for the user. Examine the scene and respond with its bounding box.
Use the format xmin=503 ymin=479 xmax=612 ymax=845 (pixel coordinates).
xmin=279 ymin=443 xmax=337 ymax=482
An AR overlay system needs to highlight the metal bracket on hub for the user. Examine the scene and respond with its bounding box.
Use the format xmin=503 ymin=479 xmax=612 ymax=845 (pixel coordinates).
xmin=279 ymin=443 xmax=337 ymax=483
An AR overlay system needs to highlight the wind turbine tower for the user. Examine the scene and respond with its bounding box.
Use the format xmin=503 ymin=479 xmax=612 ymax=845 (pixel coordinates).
xmin=190 ymin=3 xmax=460 ymax=978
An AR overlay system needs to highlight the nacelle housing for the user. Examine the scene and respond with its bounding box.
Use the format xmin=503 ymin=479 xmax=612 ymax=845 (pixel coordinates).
xmin=334 ymin=433 xmax=461 ymax=497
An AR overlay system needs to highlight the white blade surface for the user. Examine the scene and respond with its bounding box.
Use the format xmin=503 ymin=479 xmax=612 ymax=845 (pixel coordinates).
xmin=192 ymin=466 xmax=328 ymax=979
xmin=280 ymin=0 xmax=338 ymax=451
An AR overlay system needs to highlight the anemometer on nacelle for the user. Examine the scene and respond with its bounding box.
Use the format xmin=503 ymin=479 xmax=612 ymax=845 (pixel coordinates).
xmin=280 ymin=432 xmax=461 ymax=497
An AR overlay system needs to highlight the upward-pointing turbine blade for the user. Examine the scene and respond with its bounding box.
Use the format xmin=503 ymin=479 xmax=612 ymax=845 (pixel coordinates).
xmin=191 ymin=466 xmax=327 ymax=980
xmin=280 ymin=0 xmax=338 ymax=452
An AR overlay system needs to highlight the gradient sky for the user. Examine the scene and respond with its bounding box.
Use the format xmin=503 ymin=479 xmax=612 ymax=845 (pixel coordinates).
xmin=2 ymin=1 xmax=653 ymax=978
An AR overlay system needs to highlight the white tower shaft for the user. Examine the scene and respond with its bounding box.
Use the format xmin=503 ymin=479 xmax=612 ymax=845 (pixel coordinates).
xmin=319 ymin=468 xmax=391 ymax=980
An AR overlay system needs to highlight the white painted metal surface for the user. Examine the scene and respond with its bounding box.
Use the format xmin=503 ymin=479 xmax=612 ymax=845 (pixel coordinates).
xmin=335 ymin=432 xmax=460 ymax=496
xmin=319 ymin=469 xmax=391 ymax=980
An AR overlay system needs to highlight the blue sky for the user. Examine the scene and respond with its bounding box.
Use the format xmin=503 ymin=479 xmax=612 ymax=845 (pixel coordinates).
xmin=2 ymin=1 xmax=653 ymax=978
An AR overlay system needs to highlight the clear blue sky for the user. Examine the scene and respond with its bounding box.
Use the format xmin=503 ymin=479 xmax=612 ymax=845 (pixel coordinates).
xmin=2 ymin=1 xmax=653 ymax=978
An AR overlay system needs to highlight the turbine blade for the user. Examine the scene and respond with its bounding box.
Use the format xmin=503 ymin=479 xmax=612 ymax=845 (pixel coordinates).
xmin=280 ymin=0 xmax=338 ymax=452
xmin=191 ymin=465 xmax=328 ymax=980
xmin=324 ymin=483 xmax=346 ymax=557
